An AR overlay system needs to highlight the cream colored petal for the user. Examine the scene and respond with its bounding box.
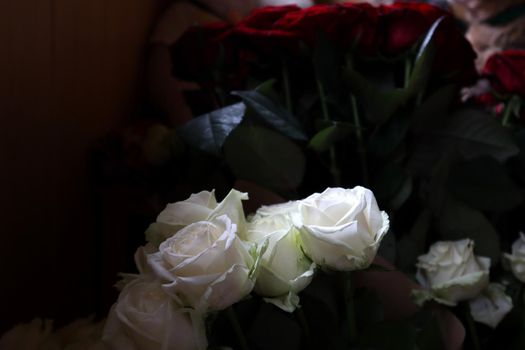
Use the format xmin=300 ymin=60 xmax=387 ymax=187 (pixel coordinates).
xmin=210 ymin=189 xmax=249 ymax=239
xmin=145 ymin=222 xmax=183 ymax=248
xmin=263 ymin=292 xmax=301 ymax=313
xmin=201 ymin=264 xmax=254 ymax=311
xmin=299 ymin=204 xmax=335 ymax=226
xmin=299 ymin=224 xmax=366 ymax=270
xmin=469 ymin=283 xmax=513 ymax=329
xmin=157 ymin=203 xmax=212 ymax=226
xmin=432 ymin=270 xmax=490 ymax=306
xmin=255 ymin=265 xmax=294 ymax=297
xmin=162 ymin=273 xmax=221 ymax=309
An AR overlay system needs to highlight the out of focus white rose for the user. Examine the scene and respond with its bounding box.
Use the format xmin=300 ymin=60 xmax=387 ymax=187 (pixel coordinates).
xmin=296 ymin=187 xmax=389 ymax=271
xmin=414 ymin=239 xmax=491 ymax=306
xmin=504 ymin=232 xmax=525 ymax=283
xmin=247 ymin=206 xmax=315 ymax=312
xmin=147 ymin=215 xmax=256 ymax=312
xmin=146 ymin=189 xmax=248 ymax=246
xmin=0 ymin=318 xmax=59 ymax=350
xmin=102 ymin=277 xmax=204 ymax=350
xmin=55 ymin=316 xmax=106 ymax=350
xmin=469 ymin=283 xmax=513 ymax=328
xmin=0 ymin=317 xmax=107 ymax=350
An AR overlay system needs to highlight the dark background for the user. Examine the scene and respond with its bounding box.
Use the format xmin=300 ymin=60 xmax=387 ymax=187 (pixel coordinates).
xmin=0 ymin=0 xmax=172 ymax=333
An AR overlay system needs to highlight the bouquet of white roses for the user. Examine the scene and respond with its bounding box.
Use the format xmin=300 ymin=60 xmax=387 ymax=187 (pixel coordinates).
xmin=100 ymin=186 xmax=394 ymax=350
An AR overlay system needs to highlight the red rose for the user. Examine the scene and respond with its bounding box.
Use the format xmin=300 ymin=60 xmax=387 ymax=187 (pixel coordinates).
xmin=332 ymin=3 xmax=380 ymax=54
xmin=432 ymin=16 xmax=478 ymax=86
xmin=275 ymin=3 xmax=379 ymax=54
xmin=379 ymin=2 xmax=476 ymax=85
xmin=379 ymin=3 xmax=446 ymax=56
xmin=483 ymin=50 xmax=525 ymax=98
xmin=170 ymin=22 xmax=233 ymax=82
xmin=233 ymin=5 xmax=302 ymax=52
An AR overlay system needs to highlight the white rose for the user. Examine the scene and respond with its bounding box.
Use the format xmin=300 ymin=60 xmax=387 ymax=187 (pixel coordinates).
xmin=414 ymin=239 xmax=491 ymax=306
xmin=0 ymin=318 xmax=107 ymax=350
xmin=296 ymin=186 xmax=389 ymax=271
xmin=147 ymin=215 xmax=255 ymax=312
xmin=0 ymin=318 xmax=59 ymax=350
xmin=250 ymin=201 xmax=300 ymax=219
xmin=102 ymin=277 xmax=205 ymax=350
xmin=247 ymin=208 xmax=315 ymax=312
xmin=469 ymin=283 xmax=513 ymax=328
xmin=504 ymin=232 xmax=525 ymax=283
xmin=54 ymin=316 xmax=106 ymax=350
xmin=146 ymin=189 xmax=248 ymax=246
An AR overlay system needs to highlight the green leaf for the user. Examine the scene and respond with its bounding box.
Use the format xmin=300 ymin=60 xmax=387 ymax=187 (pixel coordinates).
xmin=373 ymin=162 xmax=412 ymax=210
xmin=428 ymin=108 xmax=520 ymax=162
xmin=409 ymin=17 xmax=443 ymax=92
xmin=514 ymin=129 xmax=525 ymax=182
xmin=224 ymin=126 xmax=306 ymax=191
xmin=177 ymin=103 xmax=245 ymax=156
xmin=232 ymin=90 xmax=307 ymax=141
xmin=447 ymin=156 xmax=523 ymax=211
xmin=308 ymin=122 xmax=353 ymax=153
xmin=388 ymin=175 xmax=413 ymax=210
xmin=368 ymin=113 xmax=411 ymax=157
xmin=255 ymin=78 xmax=278 ymax=96
xmin=411 ymin=84 xmax=457 ymax=132
xmin=437 ymin=195 xmax=501 ymax=262
xmin=313 ymin=32 xmax=340 ymax=92
xmin=396 ymin=209 xmax=432 ymax=272
xmin=344 ymin=67 xmax=414 ymax=124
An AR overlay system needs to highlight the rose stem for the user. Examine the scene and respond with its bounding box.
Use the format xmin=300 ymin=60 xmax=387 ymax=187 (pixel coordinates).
xmin=281 ymin=57 xmax=293 ymax=113
xmin=350 ymin=94 xmax=369 ymax=186
xmin=404 ymin=58 xmax=412 ymax=89
xmin=464 ymin=302 xmax=481 ymax=350
xmin=315 ymin=74 xmax=341 ymax=185
xmin=226 ymin=306 xmax=250 ymax=350
xmin=343 ymin=272 xmax=358 ymax=343
xmin=501 ymin=96 xmax=514 ymax=126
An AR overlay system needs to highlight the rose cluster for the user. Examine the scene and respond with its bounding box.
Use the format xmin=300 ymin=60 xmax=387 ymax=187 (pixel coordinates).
xmin=170 ymin=2 xmax=477 ymax=87
xmin=413 ymin=238 xmax=522 ymax=329
xmin=101 ymin=186 xmax=389 ymax=350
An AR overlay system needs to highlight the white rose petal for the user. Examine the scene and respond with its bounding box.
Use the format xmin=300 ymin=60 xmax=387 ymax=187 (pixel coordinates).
xmin=147 ymin=215 xmax=255 ymax=312
xmin=247 ymin=209 xmax=316 ymax=312
xmin=415 ymin=239 xmax=490 ymax=306
xmin=297 ymin=187 xmax=389 ymax=271
xmin=250 ymin=201 xmax=300 ymax=220
xmin=146 ymin=189 xmax=248 ymax=247
xmin=102 ymin=277 xmax=205 ymax=350
xmin=504 ymin=232 xmax=525 ymax=283
xmin=469 ymin=283 xmax=513 ymax=328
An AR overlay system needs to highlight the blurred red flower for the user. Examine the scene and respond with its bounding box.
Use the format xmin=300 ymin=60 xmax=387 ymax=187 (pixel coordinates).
xmin=483 ymin=50 xmax=525 ymax=98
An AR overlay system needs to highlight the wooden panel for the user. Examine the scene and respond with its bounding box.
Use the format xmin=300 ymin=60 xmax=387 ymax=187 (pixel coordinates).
xmin=0 ymin=0 xmax=160 ymax=332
